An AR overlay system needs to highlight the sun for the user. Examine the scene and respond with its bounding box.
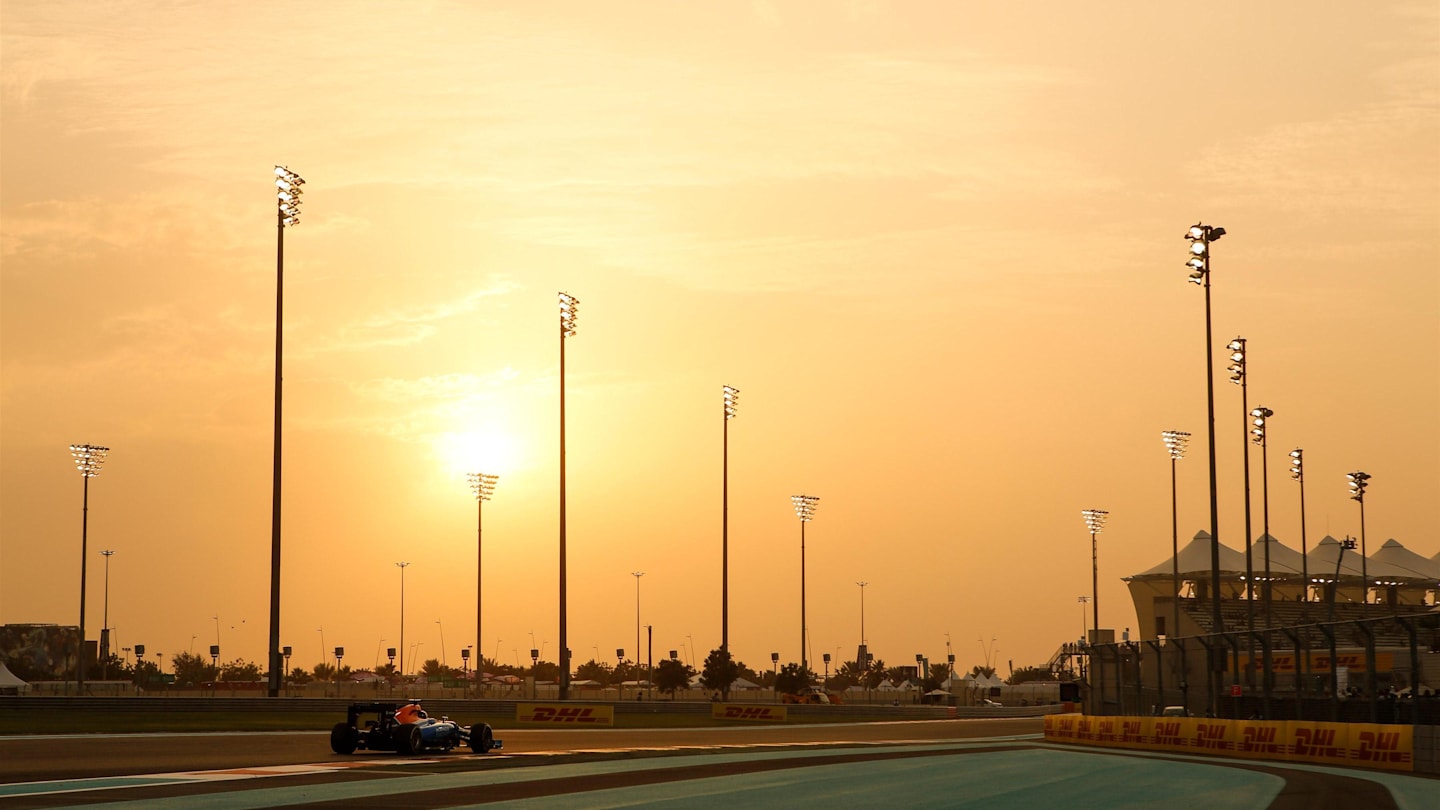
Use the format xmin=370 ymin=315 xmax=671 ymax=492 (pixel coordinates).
xmin=433 ymin=429 xmax=520 ymax=479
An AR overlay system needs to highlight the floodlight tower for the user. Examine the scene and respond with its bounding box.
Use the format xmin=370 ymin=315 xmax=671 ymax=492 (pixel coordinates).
xmin=1081 ymin=509 xmax=1109 ymax=634
xmin=100 ymin=549 xmax=116 ymax=679
xmin=792 ymin=494 xmax=820 ymax=673
xmin=1227 ymin=337 xmax=1257 ymax=642
xmin=396 ymin=562 xmax=410 ymax=676
xmin=721 ymin=385 xmax=739 ymax=660
xmin=1289 ymin=449 xmax=1308 ymax=600
xmin=467 ymin=472 xmax=499 ymax=686
xmin=1250 ymin=407 xmax=1275 ymax=626
xmin=558 ymin=291 xmax=579 ymax=700
xmin=70 ymin=443 xmax=109 ymax=692
xmin=1184 ymin=222 xmax=1227 ymax=649
xmin=268 ymin=165 xmax=303 ymax=697
xmin=1346 ymin=471 xmax=1371 ymax=600
xmin=1161 ymin=430 xmax=1190 ymax=641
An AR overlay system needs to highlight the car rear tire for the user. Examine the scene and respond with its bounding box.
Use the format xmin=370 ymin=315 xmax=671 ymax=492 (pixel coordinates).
xmin=469 ymin=724 xmax=494 ymax=754
xmin=330 ymin=723 xmax=359 ymax=755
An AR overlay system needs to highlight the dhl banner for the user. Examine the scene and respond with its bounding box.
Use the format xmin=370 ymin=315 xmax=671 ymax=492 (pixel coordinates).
xmin=1044 ymin=714 xmax=1412 ymax=772
xmin=1230 ymin=652 xmax=1393 ymax=673
xmin=516 ymin=703 xmax=614 ymax=726
xmin=712 ymin=703 xmax=787 ymax=722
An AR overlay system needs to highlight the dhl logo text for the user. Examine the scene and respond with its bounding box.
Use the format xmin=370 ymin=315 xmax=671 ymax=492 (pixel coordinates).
xmin=526 ymin=707 xmax=604 ymax=723
xmin=1153 ymin=721 xmax=1182 ymax=741
xmin=720 ymin=706 xmax=783 ymax=720
xmin=1355 ymin=731 xmax=1408 ymax=763
xmin=1120 ymin=721 xmax=1143 ymax=742
xmin=1194 ymin=723 xmax=1229 ymax=750
xmin=1293 ymin=728 xmax=1342 ymax=757
xmin=1241 ymin=725 xmax=1280 ymax=752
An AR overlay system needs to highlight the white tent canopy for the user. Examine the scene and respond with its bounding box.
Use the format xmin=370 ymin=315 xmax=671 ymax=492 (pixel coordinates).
xmin=1248 ymin=533 xmax=1307 ymax=577
xmin=0 ymin=662 xmax=30 ymax=694
xmin=1308 ymin=535 xmax=1367 ymax=579
xmin=1367 ymin=539 xmax=1440 ymax=582
xmin=1133 ymin=530 xmax=1248 ymax=578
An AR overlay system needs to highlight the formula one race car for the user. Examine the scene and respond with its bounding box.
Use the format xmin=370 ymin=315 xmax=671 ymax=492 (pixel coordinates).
xmin=330 ymin=701 xmax=502 ymax=756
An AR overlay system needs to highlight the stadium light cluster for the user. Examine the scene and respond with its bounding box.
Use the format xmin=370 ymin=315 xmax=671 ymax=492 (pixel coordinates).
xmin=274 ymin=166 xmax=304 ymax=226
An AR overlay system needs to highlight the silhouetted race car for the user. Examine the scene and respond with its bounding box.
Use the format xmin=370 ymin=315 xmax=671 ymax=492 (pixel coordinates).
xmin=330 ymin=701 xmax=502 ymax=755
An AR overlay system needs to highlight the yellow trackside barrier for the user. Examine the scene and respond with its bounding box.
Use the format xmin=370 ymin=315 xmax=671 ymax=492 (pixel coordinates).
xmin=1045 ymin=714 xmax=1412 ymax=773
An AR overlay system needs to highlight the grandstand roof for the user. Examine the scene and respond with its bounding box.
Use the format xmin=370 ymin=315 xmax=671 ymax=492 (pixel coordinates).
xmin=1131 ymin=530 xmax=1247 ymax=578
xmin=1307 ymin=535 xmax=1367 ymax=580
xmin=1248 ymin=533 xmax=1305 ymax=577
xmin=1366 ymin=539 xmax=1440 ymax=582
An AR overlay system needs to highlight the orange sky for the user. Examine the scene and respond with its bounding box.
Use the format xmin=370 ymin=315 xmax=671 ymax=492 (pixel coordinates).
xmin=2 ymin=1 xmax=1436 ymax=678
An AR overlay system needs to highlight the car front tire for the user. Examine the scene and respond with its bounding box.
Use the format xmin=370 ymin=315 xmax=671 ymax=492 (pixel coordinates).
xmin=469 ymin=724 xmax=494 ymax=754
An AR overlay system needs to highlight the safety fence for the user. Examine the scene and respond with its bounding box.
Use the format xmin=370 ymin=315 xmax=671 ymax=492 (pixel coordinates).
xmin=1081 ymin=612 xmax=1440 ymax=724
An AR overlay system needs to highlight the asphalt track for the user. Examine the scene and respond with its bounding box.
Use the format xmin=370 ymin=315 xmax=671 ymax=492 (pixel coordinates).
xmin=2 ymin=720 xmax=1436 ymax=809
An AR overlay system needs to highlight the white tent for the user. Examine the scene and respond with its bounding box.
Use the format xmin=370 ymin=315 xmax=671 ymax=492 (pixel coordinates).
xmin=1368 ymin=539 xmax=1440 ymax=581
xmin=1133 ymin=530 xmax=1248 ymax=577
xmin=0 ymin=662 xmax=31 ymax=694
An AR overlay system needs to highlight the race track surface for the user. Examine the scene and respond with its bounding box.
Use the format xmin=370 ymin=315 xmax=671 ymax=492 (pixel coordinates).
xmin=2 ymin=720 xmax=1435 ymax=809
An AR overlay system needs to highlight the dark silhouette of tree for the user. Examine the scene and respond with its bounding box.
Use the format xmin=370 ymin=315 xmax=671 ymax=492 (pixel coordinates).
xmin=574 ymin=659 xmax=614 ymax=684
xmin=531 ymin=659 xmax=560 ymax=682
xmin=700 ymin=648 xmax=738 ymax=696
xmin=653 ymin=658 xmax=694 ymax=697
xmin=1007 ymin=666 xmax=1058 ymax=685
xmin=774 ymin=662 xmax=814 ymax=695
xmin=858 ymin=659 xmax=887 ymax=690
xmin=920 ymin=662 xmax=951 ymax=692
xmin=131 ymin=658 xmax=162 ymax=687
xmin=969 ymin=665 xmax=996 ymax=679
xmin=287 ymin=666 xmax=313 ymax=685
xmin=219 ymin=658 xmax=262 ymax=681
xmin=170 ymin=651 xmax=216 ymax=685
xmin=312 ymin=662 xmax=337 ymax=681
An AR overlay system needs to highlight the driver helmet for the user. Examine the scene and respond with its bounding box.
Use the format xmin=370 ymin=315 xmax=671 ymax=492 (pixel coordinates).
xmin=395 ymin=704 xmax=427 ymax=724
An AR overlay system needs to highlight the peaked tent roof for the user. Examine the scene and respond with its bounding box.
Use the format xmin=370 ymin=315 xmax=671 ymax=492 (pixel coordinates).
xmin=1307 ymin=536 xmax=1367 ymax=579
xmin=1248 ymin=534 xmax=1306 ymax=577
xmin=1366 ymin=539 xmax=1440 ymax=582
xmin=1132 ymin=530 xmax=1248 ymax=578
xmin=0 ymin=662 xmax=30 ymax=691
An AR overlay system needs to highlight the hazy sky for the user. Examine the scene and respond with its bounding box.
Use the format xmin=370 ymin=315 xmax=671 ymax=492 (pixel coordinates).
xmin=3 ymin=1 xmax=1436 ymax=677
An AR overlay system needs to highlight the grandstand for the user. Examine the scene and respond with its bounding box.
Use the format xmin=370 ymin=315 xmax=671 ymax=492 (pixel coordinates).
xmin=1080 ymin=530 xmax=1440 ymax=719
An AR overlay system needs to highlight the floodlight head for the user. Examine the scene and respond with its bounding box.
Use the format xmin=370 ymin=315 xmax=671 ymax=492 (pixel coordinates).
xmin=1162 ymin=430 xmax=1190 ymax=461
xmin=558 ymin=292 xmax=580 ymax=337
xmin=467 ymin=471 xmax=500 ymax=501
xmin=1250 ymin=406 xmax=1274 ymax=445
xmin=1081 ymin=508 xmax=1109 ymax=534
xmin=791 ymin=494 xmax=819 ymax=522
xmin=275 ymin=166 xmax=305 ymax=226
xmin=69 ymin=443 xmax=110 ymax=477
xmin=1346 ymin=470 xmax=1370 ymax=501
xmin=723 ymin=385 xmax=739 ymax=420
xmin=1189 ymin=242 xmax=1207 ymax=256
